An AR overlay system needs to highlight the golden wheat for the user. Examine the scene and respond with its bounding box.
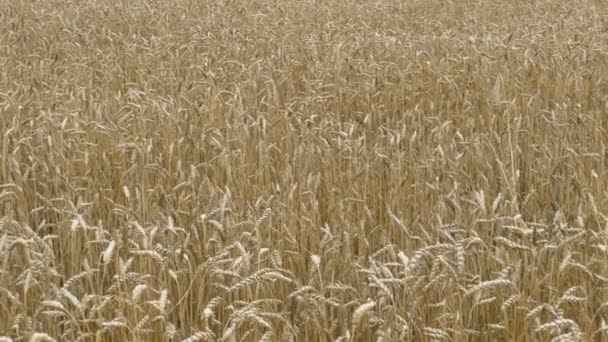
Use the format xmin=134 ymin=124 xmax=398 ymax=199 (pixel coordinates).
xmin=1 ymin=0 xmax=608 ymax=340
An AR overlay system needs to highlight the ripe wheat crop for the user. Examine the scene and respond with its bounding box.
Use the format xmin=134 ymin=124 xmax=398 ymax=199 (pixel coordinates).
xmin=1 ymin=0 xmax=608 ymax=340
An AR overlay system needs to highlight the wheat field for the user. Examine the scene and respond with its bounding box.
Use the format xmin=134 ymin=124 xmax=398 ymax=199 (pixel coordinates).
xmin=1 ymin=0 xmax=608 ymax=340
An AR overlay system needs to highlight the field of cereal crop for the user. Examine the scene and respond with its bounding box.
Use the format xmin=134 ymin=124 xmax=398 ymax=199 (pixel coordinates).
xmin=2 ymin=0 xmax=608 ymax=340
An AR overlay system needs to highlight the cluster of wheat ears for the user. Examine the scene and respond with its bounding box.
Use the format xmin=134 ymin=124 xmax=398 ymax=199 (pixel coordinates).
xmin=1 ymin=0 xmax=608 ymax=340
